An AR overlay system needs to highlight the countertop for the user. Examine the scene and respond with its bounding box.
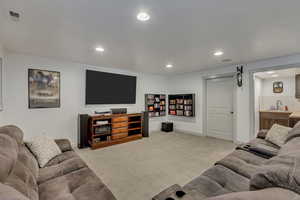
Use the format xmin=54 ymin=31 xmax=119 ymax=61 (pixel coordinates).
xmin=289 ymin=112 xmax=300 ymax=118
xmin=260 ymin=110 xmax=300 ymax=118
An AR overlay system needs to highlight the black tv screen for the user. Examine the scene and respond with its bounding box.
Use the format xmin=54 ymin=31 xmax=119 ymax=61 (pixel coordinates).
xmin=85 ymin=70 xmax=137 ymax=104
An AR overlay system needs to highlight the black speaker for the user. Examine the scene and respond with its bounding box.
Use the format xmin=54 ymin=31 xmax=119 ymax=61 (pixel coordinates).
xmin=78 ymin=114 xmax=89 ymax=148
xmin=142 ymin=111 xmax=149 ymax=137
xmin=111 ymin=108 xmax=127 ymax=114
xmin=162 ymin=122 xmax=173 ymax=132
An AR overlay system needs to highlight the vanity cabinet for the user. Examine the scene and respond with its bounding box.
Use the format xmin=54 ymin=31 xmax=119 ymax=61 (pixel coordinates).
xmin=259 ymin=111 xmax=291 ymax=130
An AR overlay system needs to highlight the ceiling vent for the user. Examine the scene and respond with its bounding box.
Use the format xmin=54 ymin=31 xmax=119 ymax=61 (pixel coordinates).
xmin=222 ymin=59 xmax=232 ymax=63
xmin=9 ymin=11 xmax=20 ymax=21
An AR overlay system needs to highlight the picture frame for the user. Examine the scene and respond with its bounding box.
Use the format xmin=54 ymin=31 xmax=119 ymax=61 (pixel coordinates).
xmin=28 ymin=69 xmax=60 ymax=108
xmin=273 ymin=81 xmax=283 ymax=93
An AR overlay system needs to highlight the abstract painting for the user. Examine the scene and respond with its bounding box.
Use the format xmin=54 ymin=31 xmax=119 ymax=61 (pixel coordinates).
xmin=28 ymin=69 xmax=60 ymax=108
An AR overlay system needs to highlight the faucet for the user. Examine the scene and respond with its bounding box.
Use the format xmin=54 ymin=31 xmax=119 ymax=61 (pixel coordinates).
xmin=276 ymin=100 xmax=283 ymax=110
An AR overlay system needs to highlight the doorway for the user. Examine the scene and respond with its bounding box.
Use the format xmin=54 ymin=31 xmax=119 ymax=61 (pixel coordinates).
xmin=206 ymin=77 xmax=235 ymax=141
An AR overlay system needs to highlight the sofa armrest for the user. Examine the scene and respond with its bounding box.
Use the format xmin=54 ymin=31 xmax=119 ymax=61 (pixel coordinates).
xmin=257 ymin=129 xmax=269 ymax=139
xmin=55 ymin=139 xmax=73 ymax=152
xmin=205 ymin=188 xmax=299 ymax=200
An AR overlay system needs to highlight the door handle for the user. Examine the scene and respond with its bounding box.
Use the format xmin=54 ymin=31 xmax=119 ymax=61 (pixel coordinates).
xmin=230 ymin=111 xmax=234 ymax=114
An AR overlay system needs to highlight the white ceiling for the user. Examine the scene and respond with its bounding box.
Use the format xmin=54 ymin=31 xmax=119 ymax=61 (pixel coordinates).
xmin=255 ymin=68 xmax=300 ymax=79
xmin=1 ymin=0 xmax=300 ymax=74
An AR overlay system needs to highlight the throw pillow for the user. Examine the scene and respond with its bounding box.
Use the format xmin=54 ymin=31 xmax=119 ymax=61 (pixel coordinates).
xmin=26 ymin=136 xmax=61 ymax=167
xmin=265 ymin=124 xmax=292 ymax=147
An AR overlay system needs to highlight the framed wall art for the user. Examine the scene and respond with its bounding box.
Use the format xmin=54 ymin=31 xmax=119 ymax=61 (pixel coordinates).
xmin=28 ymin=69 xmax=60 ymax=108
xmin=273 ymin=81 xmax=283 ymax=93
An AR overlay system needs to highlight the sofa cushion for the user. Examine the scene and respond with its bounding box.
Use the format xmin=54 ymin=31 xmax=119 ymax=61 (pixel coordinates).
xmin=39 ymin=167 xmax=116 ymax=200
xmin=0 ymin=125 xmax=24 ymax=146
xmin=19 ymin=145 xmax=39 ymax=179
xmin=38 ymin=154 xmax=87 ymax=184
xmin=216 ymin=150 xmax=266 ymax=178
xmin=248 ymin=138 xmax=279 ymax=158
xmin=265 ymin=124 xmax=291 ymax=147
xmin=26 ymin=136 xmax=62 ymax=167
xmin=0 ymin=183 xmax=30 ymax=200
xmin=183 ymin=165 xmax=249 ymax=198
xmin=285 ymin=121 xmax=300 ymax=143
xmin=54 ymin=139 xmax=73 ymax=152
xmin=0 ymin=132 xmax=19 ymax=182
xmin=205 ymin=188 xmax=300 ymax=200
xmin=5 ymin=158 xmax=39 ymax=200
xmin=250 ymin=136 xmax=300 ymax=194
xmin=44 ymin=151 xmax=79 ymax=167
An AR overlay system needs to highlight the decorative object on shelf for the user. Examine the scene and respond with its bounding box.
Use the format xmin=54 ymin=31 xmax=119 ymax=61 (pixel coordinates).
xmin=168 ymin=94 xmax=195 ymax=117
xmin=28 ymin=69 xmax=60 ymax=108
xmin=94 ymin=111 xmax=111 ymax=115
xmin=236 ymin=65 xmax=243 ymax=87
xmin=273 ymin=81 xmax=283 ymax=93
xmin=145 ymin=94 xmax=166 ymax=117
xmin=111 ymin=108 xmax=127 ymax=114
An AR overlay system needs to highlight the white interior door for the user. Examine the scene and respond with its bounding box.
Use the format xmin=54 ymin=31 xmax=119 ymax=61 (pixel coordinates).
xmin=206 ymin=77 xmax=234 ymax=141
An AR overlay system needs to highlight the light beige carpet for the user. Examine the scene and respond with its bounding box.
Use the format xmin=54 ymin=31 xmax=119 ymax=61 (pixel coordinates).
xmin=76 ymin=132 xmax=236 ymax=200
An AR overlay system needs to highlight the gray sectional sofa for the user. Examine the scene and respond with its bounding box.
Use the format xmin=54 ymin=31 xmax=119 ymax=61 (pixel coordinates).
xmin=153 ymin=125 xmax=300 ymax=200
xmin=0 ymin=125 xmax=116 ymax=200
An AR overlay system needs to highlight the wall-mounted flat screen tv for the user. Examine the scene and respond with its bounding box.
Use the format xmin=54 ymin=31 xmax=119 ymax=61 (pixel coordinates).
xmin=86 ymin=70 xmax=137 ymax=104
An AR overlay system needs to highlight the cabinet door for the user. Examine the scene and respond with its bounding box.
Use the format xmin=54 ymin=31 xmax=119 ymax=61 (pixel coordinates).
xmin=296 ymin=74 xmax=300 ymax=98
xmin=260 ymin=112 xmax=290 ymax=129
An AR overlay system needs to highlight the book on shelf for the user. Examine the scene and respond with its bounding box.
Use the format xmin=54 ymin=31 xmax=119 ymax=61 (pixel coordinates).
xmin=170 ymin=110 xmax=176 ymax=115
xmin=176 ymin=99 xmax=184 ymax=104
xmin=184 ymin=111 xmax=193 ymax=117
xmin=184 ymin=105 xmax=192 ymax=111
xmin=184 ymin=99 xmax=193 ymax=105
xmin=177 ymin=110 xmax=184 ymax=116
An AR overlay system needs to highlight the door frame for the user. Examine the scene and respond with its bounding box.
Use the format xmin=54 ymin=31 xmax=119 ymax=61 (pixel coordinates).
xmin=249 ymin=63 xmax=300 ymax=140
xmin=203 ymin=73 xmax=237 ymax=142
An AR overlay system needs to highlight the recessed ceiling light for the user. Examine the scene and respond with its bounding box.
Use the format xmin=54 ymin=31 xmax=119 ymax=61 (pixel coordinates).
xmin=137 ymin=12 xmax=150 ymax=21
xmin=214 ymin=51 xmax=224 ymax=56
xmin=271 ymin=74 xmax=279 ymax=78
xmin=267 ymin=71 xmax=275 ymax=74
xmin=166 ymin=64 xmax=173 ymax=68
xmin=95 ymin=46 xmax=105 ymax=52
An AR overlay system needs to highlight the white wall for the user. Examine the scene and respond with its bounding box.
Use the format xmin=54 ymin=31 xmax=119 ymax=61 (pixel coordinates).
xmin=254 ymin=76 xmax=262 ymax=134
xmin=167 ymin=54 xmax=300 ymax=143
xmin=259 ymin=76 xmax=300 ymax=111
xmin=0 ymin=53 xmax=168 ymax=144
xmin=262 ymin=77 xmax=294 ymax=97
xmin=167 ymin=73 xmax=203 ymax=135
xmin=0 ymin=43 xmax=4 ymax=117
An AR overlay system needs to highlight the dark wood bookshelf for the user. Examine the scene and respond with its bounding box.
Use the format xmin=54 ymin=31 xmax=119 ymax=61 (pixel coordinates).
xmin=88 ymin=113 xmax=143 ymax=149
xmin=168 ymin=94 xmax=195 ymax=117
xmin=145 ymin=94 xmax=166 ymax=117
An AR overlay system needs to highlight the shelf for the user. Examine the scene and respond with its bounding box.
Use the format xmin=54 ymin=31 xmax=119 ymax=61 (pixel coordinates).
xmin=90 ymin=134 xmax=143 ymax=150
xmin=128 ymin=127 xmax=141 ymax=131
xmin=93 ymin=133 xmax=111 ymax=137
xmin=128 ymin=121 xmax=141 ymax=124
